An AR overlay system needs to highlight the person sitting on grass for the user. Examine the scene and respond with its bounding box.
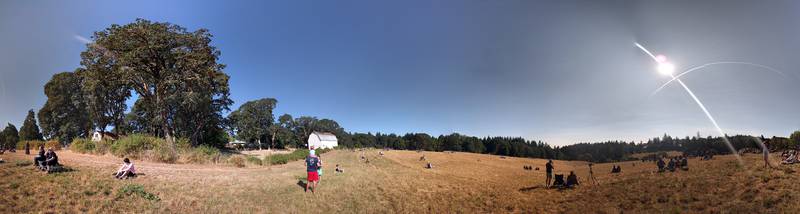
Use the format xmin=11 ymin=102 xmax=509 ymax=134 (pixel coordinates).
xmin=305 ymin=153 xmax=321 ymax=193
xmin=115 ymin=158 xmax=136 ymax=179
xmin=33 ymin=145 xmax=46 ymax=169
xmin=657 ymin=158 xmax=666 ymax=172
xmin=680 ymin=156 xmax=689 ymax=171
xmin=781 ymin=151 xmax=798 ymax=164
xmin=667 ymin=158 xmax=676 ymax=172
xmin=565 ymin=171 xmax=580 ymax=188
xmin=335 ymin=164 xmax=343 ymax=174
xmin=43 ymin=148 xmax=59 ymax=171
xmin=425 ymin=162 xmax=433 ymax=169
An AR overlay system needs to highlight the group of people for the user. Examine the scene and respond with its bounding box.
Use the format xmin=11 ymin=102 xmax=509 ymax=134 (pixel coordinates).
xmin=656 ymin=156 xmax=689 ymax=172
xmin=610 ymin=165 xmax=622 ymax=173
xmin=543 ymin=160 xmax=581 ymax=189
xmin=781 ymin=150 xmax=799 ymax=164
xmin=32 ymin=146 xmax=59 ymax=172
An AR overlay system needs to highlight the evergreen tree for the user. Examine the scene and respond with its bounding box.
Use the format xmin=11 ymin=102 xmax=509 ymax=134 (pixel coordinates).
xmin=19 ymin=109 xmax=44 ymax=141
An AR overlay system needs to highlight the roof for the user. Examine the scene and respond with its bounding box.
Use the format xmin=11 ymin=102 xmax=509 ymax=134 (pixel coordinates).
xmin=229 ymin=140 xmax=247 ymax=144
xmin=312 ymin=132 xmax=337 ymax=141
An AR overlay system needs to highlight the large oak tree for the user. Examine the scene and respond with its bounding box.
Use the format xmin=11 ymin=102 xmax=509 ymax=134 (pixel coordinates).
xmin=84 ymin=19 xmax=231 ymax=144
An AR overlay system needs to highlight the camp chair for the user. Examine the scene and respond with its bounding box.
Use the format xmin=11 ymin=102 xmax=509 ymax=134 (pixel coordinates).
xmin=552 ymin=174 xmax=566 ymax=187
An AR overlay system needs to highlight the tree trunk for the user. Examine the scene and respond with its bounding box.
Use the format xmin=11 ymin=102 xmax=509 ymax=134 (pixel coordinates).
xmin=270 ymin=132 xmax=277 ymax=150
xmin=156 ymin=89 xmax=174 ymax=145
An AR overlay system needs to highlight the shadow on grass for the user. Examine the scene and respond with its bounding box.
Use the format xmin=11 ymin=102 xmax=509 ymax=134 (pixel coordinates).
xmin=297 ymin=179 xmax=307 ymax=191
xmin=518 ymin=185 xmax=545 ymax=192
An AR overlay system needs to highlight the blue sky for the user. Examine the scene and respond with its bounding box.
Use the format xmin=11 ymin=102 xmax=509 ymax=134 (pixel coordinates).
xmin=1 ymin=0 xmax=799 ymax=145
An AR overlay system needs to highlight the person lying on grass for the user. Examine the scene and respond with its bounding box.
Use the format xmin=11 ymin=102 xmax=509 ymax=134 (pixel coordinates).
xmin=115 ymin=158 xmax=136 ymax=179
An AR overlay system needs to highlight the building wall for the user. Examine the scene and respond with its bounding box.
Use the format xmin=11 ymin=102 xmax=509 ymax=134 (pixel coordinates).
xmin=308 ymin=133 xmax=338 ymax=149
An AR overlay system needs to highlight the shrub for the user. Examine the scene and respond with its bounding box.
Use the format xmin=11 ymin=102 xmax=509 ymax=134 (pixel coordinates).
xmin=71 ymin=138 xmax=95 ymax=154
xmin=246 ymin=156 xmax=262 ymax=166
xmin=16 ymin=140 xmax=61 ymax=151
xmin=175 ymin=138 xmax=192 ymax=151
xmin=184 ymin=145 xmax=221 ymax=164
xmin=149 ymin=140 xmax=177 ymax=163
xmin=94 ymin=140 xmax=111 ymax=154
xmin=228 ymin=156 xmax=245 ymax=168
xmin=111 ymin=134 xmax=161 ymax=158
xmin=265 ymin=148 xmax=330 ymax=165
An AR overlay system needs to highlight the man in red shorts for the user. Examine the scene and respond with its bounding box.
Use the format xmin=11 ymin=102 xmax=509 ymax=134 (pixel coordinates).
xmin=306 ymin=152 xmax=321 ymax=193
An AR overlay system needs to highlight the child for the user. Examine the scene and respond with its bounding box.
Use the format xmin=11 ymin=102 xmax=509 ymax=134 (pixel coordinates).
xmin=317 ymin=154 xmax=323 ymax=184
xmin=115 ymin=158 xmax=136 ymax=179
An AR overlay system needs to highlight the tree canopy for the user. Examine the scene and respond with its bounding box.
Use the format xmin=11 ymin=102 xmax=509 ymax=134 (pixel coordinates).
xmin=85 ymin=18 xmax=231 ymax=145
xmin=18 ymin=109 xmax=43 ymax=141
xmin=228 ymin=98 xmax=277 ymax=149
xmin=1 ymin=123 xmax=20 ymax=149
xmin=38 ymin=71 xmax=92 ymax=144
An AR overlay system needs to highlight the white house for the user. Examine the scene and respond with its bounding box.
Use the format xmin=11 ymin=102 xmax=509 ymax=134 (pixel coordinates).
xmin=308 ymin=132 xmax=338 ymax=149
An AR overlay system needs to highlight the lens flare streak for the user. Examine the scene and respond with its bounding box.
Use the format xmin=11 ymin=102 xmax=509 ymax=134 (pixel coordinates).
xmin=651 ymin=61 xmax=786 ymax=96
xmin=635 ymin=42 xmax=744 ymax=165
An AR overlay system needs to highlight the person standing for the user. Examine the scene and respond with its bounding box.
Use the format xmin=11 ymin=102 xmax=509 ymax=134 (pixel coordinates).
xmin=588 ymin=163 xmax=599 ymax=185
xmin=763 ymin=139 xmax=772 ymax=169
xmin=316 ymin=154 xmax=323 ymax=184
xmin=545 ymin=160 xmax=554 ymax=188
xmin=305 ymin=153 xmax=321 ymax=193
xmin=24 ymin=142 xmax=30 ymax=155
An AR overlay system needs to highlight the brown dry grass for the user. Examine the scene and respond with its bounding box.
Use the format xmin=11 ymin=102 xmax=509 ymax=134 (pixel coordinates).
xmin=1 ymin=149 xmax=799 ymax=213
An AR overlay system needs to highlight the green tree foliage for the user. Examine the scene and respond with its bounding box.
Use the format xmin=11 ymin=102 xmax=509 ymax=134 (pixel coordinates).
xmin=18 ymin=109 xmax=43 ymax=141
xmin=38 ymin=72 xmax=92 ymax=144
xmin=76 ymin=56 xmax=130 ymax=134
xmin=228 ymin=98 xmax=277 ymax=149
xmin=790 ymin=131 xmax=800 ymax=149
xmin=1 ymin=123 xmax=20 ymax=149
xmin=86 ymin=18 xmax=231 ymax=144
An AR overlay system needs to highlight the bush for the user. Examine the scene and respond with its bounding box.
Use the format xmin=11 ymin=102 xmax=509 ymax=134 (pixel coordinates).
xmin=265 ymin=148 xmax=330 ymax=165
xmin=111 ymin=134 xmax=161 ymax=158
xmin=71 ymin=138 xmax=95 ymax=154
xmin=175 ymin=138 xmax=192 ymax=151
xmin=94 ymin=140 xmax=111 ymax=154
xmin=228 ymin=156 xmax=245 ymax=168
xmin=184 ymin=145 xmax=221 ymax=164
xmin=149 ymin=140 xmax=177 ymax=163
xmin=246 ymin=156 xmax=262 ymax=166
xmin=16 ymin=140 xmax=61 ymax=151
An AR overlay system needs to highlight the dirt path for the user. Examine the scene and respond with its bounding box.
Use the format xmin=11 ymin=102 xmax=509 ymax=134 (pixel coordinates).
xmin=4 ymin=150 xmax=309 ymax=184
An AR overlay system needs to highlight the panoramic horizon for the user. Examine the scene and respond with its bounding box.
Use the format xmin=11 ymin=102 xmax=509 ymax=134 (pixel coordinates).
xmin=2 ymin=0 xmax=799 ymax=146
xmin=4 ymin=1 xmax=800 ymax=213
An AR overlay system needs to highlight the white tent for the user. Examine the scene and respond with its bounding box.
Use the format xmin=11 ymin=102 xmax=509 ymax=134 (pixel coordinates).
xmin=308 ymin=132 xmax=338 ymax=149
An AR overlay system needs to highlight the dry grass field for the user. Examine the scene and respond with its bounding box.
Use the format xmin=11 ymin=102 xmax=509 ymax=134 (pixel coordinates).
xmin=1 ymin=149 xmax=799 ymax=213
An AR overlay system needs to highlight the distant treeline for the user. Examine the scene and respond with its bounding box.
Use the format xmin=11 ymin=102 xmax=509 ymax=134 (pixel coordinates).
xmin=333 ymin=132 xmax=800 ymax=163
